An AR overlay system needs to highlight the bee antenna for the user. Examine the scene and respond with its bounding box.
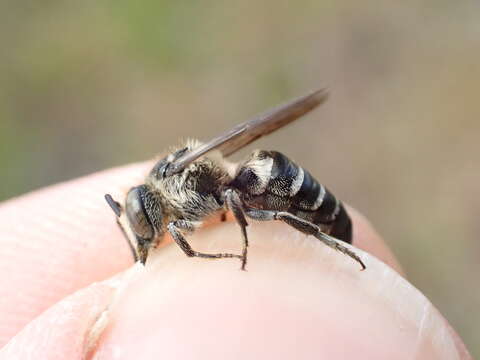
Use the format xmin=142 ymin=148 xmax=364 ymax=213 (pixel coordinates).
xmin=105 ymin=194 xmax=122 ymax=217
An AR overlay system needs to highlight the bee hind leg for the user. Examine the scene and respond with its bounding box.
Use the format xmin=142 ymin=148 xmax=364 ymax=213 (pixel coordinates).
xmin=167 ymin=220 xmax=243 ymax=262
xmin=244 ymin=209 xmax=365 ymax=270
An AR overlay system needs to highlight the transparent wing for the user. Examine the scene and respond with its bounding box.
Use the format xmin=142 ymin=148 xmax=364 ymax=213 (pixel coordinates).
xmin=164 ymin=88 xmax=329 ymax=176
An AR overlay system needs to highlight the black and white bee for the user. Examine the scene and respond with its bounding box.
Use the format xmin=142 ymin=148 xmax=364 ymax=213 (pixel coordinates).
xmin=105 ymin=89 xmax=365 ymax=271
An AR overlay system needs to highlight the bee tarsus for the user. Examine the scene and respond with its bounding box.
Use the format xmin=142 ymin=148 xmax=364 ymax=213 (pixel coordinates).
xmin=167 ymin=220 xmax=243 ymax=262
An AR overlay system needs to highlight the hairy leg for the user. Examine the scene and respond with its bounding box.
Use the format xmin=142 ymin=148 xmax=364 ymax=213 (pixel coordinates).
xmin=244 ymin=208 xmax=365 ymax=270
xmin=224 ymin=189 xmax=249 ymax=270
xmin=168 ymin=220 xmax=243 ymax=262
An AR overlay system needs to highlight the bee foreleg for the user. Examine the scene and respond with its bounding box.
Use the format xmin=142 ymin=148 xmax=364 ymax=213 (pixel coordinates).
xmin=224 ymin=189 xmax=249 ymax=271
xmin=244 ymin=209 xmax=365 ymax=270
xmin=167 ymin=220 xmax=243 ymax=262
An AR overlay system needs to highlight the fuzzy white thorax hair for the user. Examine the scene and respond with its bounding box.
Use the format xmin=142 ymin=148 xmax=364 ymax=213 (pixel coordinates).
xmin=146 ymin=139 xmax=235 ymax=222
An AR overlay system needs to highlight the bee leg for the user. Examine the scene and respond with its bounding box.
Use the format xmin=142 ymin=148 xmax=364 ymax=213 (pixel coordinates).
xmin=167 ymin=220 xmax=243 ymax=262
xmin=244 ymin=209 xmax=365 ymax=270
xmin=224 ymin=189 xmax=249 ymax=271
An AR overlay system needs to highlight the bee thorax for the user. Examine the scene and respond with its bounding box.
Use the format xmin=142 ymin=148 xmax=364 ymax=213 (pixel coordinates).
xmin=146 ymin=146 xmax=232 ymax=222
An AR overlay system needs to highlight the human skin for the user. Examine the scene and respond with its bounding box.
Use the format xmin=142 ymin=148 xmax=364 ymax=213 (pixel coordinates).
xmin=0 ymin=163 xmax=472 ymax=359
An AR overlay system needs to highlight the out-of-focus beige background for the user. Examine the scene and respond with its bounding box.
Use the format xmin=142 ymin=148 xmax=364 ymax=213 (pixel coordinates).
xmin=1 ymin=1 xmax=478 ymax=355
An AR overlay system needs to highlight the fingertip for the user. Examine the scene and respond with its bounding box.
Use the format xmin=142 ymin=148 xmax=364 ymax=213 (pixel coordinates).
xmin=92 ymin=222 xmax=469 ymax=359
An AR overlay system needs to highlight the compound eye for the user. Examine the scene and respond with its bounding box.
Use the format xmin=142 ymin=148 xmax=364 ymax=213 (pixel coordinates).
xmin=125 ymin=186 xmax=154 ymax=240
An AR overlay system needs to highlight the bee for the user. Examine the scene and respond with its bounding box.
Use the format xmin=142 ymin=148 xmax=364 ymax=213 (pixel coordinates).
xmin=105 ymin=89 xmax=365 ymax=270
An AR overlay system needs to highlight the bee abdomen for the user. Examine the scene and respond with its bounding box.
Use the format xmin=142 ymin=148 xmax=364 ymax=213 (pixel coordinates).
xmin=231 ymin=150 xmax=352 ymax=243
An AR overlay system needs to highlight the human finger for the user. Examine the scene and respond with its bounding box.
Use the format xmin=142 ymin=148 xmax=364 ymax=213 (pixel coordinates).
xmin=89 ymin=220 xmax=471 ymax=359
xmin=0 ymin=163 xmax=148 ymax=346
xmin=1 ymin=201 xmax=471 ymax=358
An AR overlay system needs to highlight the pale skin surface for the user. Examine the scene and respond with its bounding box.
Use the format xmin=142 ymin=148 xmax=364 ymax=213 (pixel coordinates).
xmin=0 ymin=163 xmax=472 ymax=359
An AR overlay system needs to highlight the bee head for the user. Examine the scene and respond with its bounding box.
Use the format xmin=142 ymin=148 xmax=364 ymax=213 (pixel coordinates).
xmin=105 ymin=185 xmax=164 ymax=265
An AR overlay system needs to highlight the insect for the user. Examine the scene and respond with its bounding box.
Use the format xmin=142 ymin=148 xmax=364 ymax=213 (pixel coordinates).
xmin=105 ymin=89 xmax=365 ymax=271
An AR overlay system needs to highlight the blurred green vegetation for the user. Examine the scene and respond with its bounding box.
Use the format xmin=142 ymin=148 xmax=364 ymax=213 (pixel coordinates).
xmin=1 ymin=0 xmax=479 ymax=356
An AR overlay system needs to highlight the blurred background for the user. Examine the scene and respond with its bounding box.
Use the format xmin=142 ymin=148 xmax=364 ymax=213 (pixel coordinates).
xmin=1 ymin=0 xmax=479 ymax=355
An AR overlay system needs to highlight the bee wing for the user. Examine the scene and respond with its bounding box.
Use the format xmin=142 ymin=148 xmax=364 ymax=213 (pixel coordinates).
xmin=164 ymin=88 xmax=329 ymax=176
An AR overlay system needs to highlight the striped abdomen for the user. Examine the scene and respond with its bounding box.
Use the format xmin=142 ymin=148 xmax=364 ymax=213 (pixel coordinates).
xmin=230 ymin=150 xmax=352 ymax=243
